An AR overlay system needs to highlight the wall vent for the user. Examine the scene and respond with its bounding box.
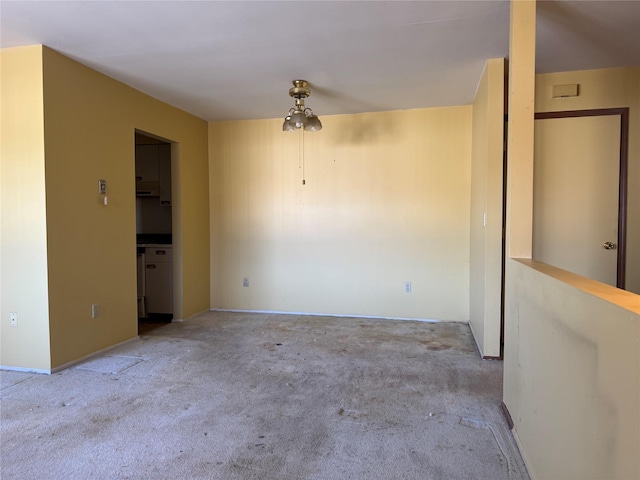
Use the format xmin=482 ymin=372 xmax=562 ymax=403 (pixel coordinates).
xmin=552 ymin=84 xmax=579 ymax=98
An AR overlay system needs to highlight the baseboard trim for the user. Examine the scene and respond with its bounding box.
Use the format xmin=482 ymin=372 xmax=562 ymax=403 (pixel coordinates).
xmin=501 ymin=401 xmax=515 ymax=429
xmin=511 ymin=426 xmax=535 ymax=480
xmin=468 ymin=320 xmax=503 ymax=360
xmin=210 ymin=308 xmax=468 ymax=324
xmin=0 ymin=365 xmax=50 ymax=375
xmin=173 ymin=308 xmax=211 ymax=323
xmin=49 ymin=336 xmax=141 ymax=374
xmin=468 ymin=321 xmax=484 ymax=357
xmin=2 ymin=336 xmax=141 ymax=375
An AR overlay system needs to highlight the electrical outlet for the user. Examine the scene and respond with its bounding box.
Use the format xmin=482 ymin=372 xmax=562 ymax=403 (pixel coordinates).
xmin=243 ymin=277 xmax=250 ymax=288
xmin=10 ymin=312 xmax=18 ymax=327
xmin=404 ymin=282 xmax=412 ymax=294
xmin=91 ymin=304 xmax=100 ymax=319
xmin=98 ymin=179 xmax=107 ymax=194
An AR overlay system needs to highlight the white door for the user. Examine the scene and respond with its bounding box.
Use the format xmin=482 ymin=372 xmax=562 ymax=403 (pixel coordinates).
xmin=533 ymin=115 xmax=620 ymax=286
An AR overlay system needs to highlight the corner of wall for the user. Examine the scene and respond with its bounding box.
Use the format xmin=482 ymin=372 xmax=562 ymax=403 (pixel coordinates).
xmin=0 ymin=45 xmax=52 ymax=371
xmin=469 ymin=58 xmax=506 ymax=358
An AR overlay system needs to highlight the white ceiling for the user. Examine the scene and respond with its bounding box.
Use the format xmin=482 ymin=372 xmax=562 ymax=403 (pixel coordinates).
xmin=1 ymin=1 xmax=639 ymax=122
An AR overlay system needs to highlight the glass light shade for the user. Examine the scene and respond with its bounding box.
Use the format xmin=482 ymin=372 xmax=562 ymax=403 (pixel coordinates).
xmin=304 ymin=115 xmax=322 ymax=132
xmin=290 ymin=110 xmax=307 ymax=128
xmin=282 ymin=116 xmax=295 ymax=132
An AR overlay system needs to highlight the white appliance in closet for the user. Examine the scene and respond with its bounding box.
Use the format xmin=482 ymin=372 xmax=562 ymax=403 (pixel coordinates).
xmin=137 ymin=251 xmax=146 ymax=318
xmin=145 ymin=246 xmax=173 ymax=314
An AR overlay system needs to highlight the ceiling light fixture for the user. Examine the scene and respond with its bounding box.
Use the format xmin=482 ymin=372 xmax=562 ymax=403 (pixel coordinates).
xmin=282 ymin=80 xmax=322 ymax=132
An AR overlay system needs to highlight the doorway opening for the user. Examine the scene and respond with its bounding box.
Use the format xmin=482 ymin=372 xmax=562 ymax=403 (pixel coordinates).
xmin=533 ymin=108 xmax=629 ymax=289
xmin=135 ymin=130 xmax=174 ymax=334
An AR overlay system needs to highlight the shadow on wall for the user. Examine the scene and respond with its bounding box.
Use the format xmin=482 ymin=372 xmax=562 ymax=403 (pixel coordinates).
xmin=312 ymin=85 xmax=399 ymax=145
xmin=528 ymin=306 xmax=619 ymax=478
xmin=333 ymin=114 xmax=398 ymax=146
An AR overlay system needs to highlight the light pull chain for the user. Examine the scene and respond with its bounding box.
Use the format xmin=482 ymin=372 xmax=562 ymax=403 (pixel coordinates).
xmin=298 ymin=128 xmax=302 ymax=170
xmin=301 ymin=128 xmax=306 ymax=185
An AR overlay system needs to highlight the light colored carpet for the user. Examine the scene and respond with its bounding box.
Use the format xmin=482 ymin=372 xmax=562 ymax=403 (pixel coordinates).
xmin=73 ymin=355 xmax=144 ymax=375
xmin=1 ymin=311 xmax=529 ymax=479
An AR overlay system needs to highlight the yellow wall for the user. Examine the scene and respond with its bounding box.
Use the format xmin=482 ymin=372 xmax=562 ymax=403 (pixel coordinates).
xmin=535 ymin=67 xmax=640 ymax=294
xmin=0 ymin=46 xmax=51 ymax=371
xmin=504 ymin=2 xmax=640 ymax=477
xmin=1 ymin=46 xmax=210 ymax=371
xmin=506 ymin=260 xmax=640 ymax=479
xmin=210 ymin=107 xmax=472 ymax=321
xmin=469 ymin=58 xmax=505 ymax=357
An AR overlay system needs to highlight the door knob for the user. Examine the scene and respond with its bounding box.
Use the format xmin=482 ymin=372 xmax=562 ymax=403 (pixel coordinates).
xmin=602 ymin=242 xmax=616 ymax=250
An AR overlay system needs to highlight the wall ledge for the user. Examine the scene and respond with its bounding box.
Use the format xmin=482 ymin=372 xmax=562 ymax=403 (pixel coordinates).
xmin=512 ymin=258 xmax=640 ymax=315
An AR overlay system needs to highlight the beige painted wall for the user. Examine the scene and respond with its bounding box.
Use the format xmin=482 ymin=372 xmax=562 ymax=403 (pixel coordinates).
xmin=535 ymin=67 xmax=640 ymax=294
xmin=504 ymin=2 xmax=640 ymax=478
xmin=210 ymin=107 xmax=472 ymax=321
xmin=506 ymin=260 xmax=639 ymax=479
xmin=1 ymin=46 xmax=210 ymax=371
xmin=0 ymin=46 xmax=51 ymax=371
xmin=469 ymin=58 xmax=505 ymax=357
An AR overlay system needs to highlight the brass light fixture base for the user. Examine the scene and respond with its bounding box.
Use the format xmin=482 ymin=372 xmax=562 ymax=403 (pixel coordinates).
xmin=289 ymin=80 xmax=311 ymax=99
